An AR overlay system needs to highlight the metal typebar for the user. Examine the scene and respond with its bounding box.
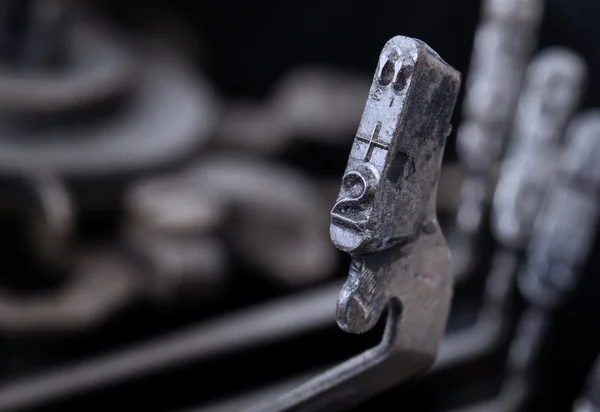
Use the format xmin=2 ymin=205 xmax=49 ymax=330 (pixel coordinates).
xmin=246 ymin=35 xmax=461 ymax=412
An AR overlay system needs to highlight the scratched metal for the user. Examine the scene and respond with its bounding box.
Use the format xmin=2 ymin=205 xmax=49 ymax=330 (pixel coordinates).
xmin=492 ymin=48 xmax=587 ymax=249
xmin=244 ymin=35 xmax=460 ymax=412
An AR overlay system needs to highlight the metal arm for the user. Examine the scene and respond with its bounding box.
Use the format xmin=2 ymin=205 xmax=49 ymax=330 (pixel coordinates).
xmin=245 ymin=35 xmax=461 ymax=412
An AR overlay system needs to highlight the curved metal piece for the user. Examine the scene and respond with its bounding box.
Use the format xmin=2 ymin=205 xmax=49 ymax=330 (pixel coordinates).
xmin=0 ymin=18 xmax=138 ymax=114
xmin=126 ymin=155 xmax=337 ymax=287
xmin=0 ymin=249 xmax=140 ymax=332
xmin=0 ymin=44 xmax=215 ymax=177
xmin=493 ymin=48 xmax=587 ymax=249
xmin=0 ymin=282 xmax=342 ymax=411
xmin=190 ymin=253 xmax=515 ymax=412
xmin=217 ymin=68 xmax=369 ymax=153
xmin=26 ymin=173 xmax=74 ymax=267
xmin=246 ymin=36 xmax=460 ymax=412
xmin=0 ymin=250 xmax=514 ymax=410
xmin=124 ymin=228 xmax=228 ymax=301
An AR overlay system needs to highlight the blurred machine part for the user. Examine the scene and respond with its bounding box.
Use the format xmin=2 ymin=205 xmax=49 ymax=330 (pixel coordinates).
xmin=217 ymin=68 xmax=369 ymax=153
xmin=442 ymin=51 xmax=589 ymax=403
xmin=0 ymin=0 xmax=217 ymax=332
xmin=0 ymin=0 xmax=597 ymax=411
xmin=574 ymin=354 xmax=600 ymax=412
xmin=492 ymin=48 xmax=587 ymax=249
xmin=451 ymin=0 xmax=544 ymax=279
xmin=0 ymin=29 xmax=214 ymax=176
xmin=125 ymin=154 xmax=337 ymax=289
xmin=519 ymin=111 xmax=600 ymax=309
xmin=456 ymin=110 xmax=600 ymax=412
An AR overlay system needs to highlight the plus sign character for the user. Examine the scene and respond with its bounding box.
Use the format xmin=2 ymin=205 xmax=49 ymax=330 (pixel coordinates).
xmin=331 ymin=36 xmax=459 ymax=256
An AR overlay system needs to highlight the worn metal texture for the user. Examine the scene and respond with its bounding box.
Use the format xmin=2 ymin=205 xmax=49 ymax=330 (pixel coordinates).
xmin=244 ymin=35 xmax=460 ymax=412
xmin=492 ymin=48 xmax=587 ymax=249
xmin=519 ymin=111 xmax=600 ymax=309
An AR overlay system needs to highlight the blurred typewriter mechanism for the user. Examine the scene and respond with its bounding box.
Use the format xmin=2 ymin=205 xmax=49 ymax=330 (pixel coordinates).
xmin=0 ymin=0 xmax=598 ymax=411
